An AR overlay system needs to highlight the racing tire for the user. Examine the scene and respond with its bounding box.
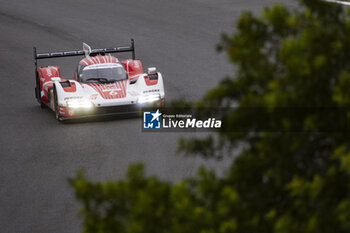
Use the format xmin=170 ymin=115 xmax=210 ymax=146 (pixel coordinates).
xmin=53 ymin=86 xmax=63 ymax=122
xmin=36 ymin=87 xmax=46 ymax=108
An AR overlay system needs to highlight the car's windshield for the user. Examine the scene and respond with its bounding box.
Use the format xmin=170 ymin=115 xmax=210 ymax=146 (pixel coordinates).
xmin=80 ymin=63 xmax=127 ymax=83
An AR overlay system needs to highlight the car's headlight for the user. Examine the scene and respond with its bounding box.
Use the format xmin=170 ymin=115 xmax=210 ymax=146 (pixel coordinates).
xmin=137 ymin=94 xmax=161 ymax=104
xmin=67 ymin=100 xmax=93 ymax=109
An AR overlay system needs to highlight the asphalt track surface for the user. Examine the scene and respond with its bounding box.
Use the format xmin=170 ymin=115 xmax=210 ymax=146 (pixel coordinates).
xmin=0 ymin=0 xmax=295 ymax=232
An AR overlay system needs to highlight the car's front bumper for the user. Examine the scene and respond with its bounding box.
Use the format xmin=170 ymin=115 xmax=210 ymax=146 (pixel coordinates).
xmin=56 ymin=98 xmax=164 ymax=120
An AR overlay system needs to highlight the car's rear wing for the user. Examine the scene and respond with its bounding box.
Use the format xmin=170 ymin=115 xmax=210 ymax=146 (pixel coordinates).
xmin=33 ymin=39 xmax=135 ymax=103
xmin=34 ymin=38 xmax=135 ymax=60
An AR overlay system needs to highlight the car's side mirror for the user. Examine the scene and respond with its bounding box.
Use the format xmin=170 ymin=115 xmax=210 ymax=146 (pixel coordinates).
xmin=147 ymin=67 xmax=157 ymax=74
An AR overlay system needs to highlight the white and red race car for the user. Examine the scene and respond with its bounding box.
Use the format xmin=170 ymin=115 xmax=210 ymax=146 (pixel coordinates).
xmin=34 ymin=39 xmax=165 ymax=121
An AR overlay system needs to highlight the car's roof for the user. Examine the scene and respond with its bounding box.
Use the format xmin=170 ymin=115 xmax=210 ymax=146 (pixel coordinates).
xmin=79 ymin=55 xmax=119 ymax=66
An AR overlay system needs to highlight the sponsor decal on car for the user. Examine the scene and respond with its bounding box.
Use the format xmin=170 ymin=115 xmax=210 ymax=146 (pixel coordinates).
xmin=89 ymin=94 xmax=98 ymax=100
xmin=143 ymin=89 xmax=160 ymax=94
xmin=64 ymin=96 xmax=83 ymax=100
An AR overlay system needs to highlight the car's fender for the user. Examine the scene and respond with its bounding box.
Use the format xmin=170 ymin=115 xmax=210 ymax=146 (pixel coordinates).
xmin=53 ymin=80 xmax=89 ymax=107
xmin=129 ymin=72 xmax=165 ymax=99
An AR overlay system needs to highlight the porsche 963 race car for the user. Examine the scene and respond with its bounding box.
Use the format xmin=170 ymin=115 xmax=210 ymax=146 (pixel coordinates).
xmin=33 ymin=39 xmax=165 ymax=121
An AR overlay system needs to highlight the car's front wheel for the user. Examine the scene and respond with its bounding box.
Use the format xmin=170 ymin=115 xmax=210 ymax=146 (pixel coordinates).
xmin=40 ymin=102 xmax=47 ymax=109
xmin=53 ymin=85 xmax=63 ymax=122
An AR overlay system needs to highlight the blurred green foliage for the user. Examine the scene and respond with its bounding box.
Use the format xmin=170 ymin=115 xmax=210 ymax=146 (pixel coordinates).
xmin=70 ymin=0 xmax=350 ymax=232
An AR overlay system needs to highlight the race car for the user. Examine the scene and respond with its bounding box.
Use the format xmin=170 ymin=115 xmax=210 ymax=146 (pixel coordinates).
xmin=33 ymin=39 xmax=165 ymax=121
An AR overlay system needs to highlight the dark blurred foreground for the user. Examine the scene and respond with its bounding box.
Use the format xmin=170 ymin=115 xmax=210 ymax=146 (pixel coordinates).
xmin=71 ymin=1 xmax=350 ymax=232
